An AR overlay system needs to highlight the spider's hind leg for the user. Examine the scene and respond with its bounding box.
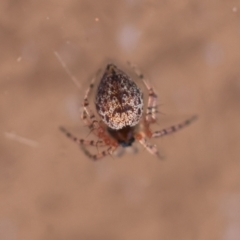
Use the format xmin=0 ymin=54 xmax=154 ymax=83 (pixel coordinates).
xmin=81 ymin=69 xmax=102 ymax=131
xmin=127 ymin=62 xmax=158 ymax=124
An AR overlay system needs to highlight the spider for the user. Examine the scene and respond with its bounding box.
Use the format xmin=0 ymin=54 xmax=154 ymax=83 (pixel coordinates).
xmin=60 ymin=63 xmax=197 ymax=160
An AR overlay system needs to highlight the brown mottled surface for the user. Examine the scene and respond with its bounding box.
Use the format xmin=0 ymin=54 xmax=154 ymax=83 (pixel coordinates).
xmin=1 ymin=1 xmax=240 ymax=239
xmin=96 ymin=64 xmax=144 ymax=130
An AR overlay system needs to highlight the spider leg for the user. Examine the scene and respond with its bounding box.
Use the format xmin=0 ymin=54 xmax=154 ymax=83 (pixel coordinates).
xmin=152 ymin=115 xmax=197 ymax=138
xmin=59 ymin=127 xmax=106 ymax=147
xmin=127 ymin=62 xmax=158 ymax=124
xmin=81 ymin=106 xmax=99 ymax=131
xmin=81 ymin=69 xmax=102 ymax=131
xmin=135 ymin=133 xmax=163 ymax=159
xmin=60 ymin=66 xmax=120 ymax=161
xmin=80 ymin=145 xmax=118 ymax=161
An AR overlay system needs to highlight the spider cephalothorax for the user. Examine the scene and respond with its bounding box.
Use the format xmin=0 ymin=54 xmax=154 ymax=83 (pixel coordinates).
xmin=107 ymin=126 xmax=135 ymax=147
xmin=60 ymin=63 xmax=197 ymax=160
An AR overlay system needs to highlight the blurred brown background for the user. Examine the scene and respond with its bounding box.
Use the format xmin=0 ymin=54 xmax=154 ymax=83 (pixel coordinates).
xmin=1 ymin=0 xmax=240 ymax=239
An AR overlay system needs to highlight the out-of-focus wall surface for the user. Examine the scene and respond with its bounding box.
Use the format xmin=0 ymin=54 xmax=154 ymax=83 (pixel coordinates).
xmin=1 ymin=1 xmax=240 ymax=239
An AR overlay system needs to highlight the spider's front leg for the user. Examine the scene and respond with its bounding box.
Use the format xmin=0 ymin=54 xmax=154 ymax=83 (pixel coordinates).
xmin=81 ymin=145 xmax=118 ymax=161
xmin=135 ymin=132 xmax=163 ymax=159
xmin=59 ymin=127 xmax=106 ymax=147
xmin=60 ymin=126 xmax=119 ymax=160
xmin=152 ymin=115 xmax=197 ymax=138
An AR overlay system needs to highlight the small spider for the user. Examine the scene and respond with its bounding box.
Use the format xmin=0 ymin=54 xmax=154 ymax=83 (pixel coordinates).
xmin=60 ymin=63 xmax=197 ymax=160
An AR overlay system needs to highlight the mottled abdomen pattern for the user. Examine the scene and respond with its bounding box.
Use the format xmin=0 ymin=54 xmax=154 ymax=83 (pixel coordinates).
xmin=95 ymin=64 xmax=143 ymax=130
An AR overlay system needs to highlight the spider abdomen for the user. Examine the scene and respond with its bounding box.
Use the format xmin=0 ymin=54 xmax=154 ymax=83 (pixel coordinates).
xmin=95 ymin=64 xmax=144 ymax=130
